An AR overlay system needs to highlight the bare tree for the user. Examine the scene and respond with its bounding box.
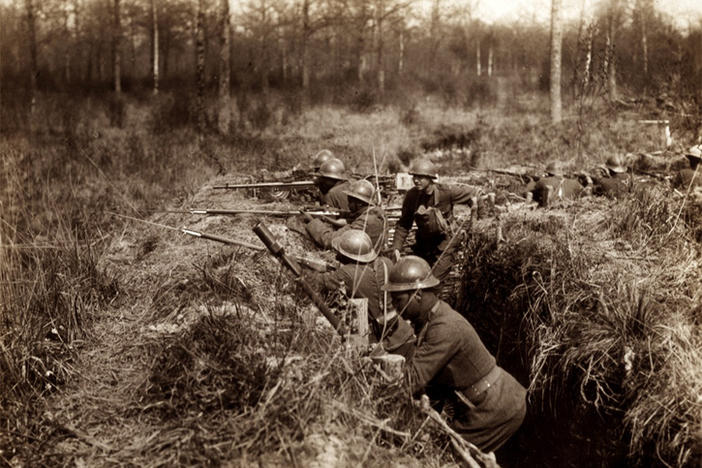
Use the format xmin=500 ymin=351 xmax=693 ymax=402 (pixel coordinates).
xmin=218 ymin=0 xmax=232 ymax=134
xmin=152 ymin=0 xmax=159 ymax=94
xmin=550 ymin=0 xmax=562 ymax=122
xmin=604 ymin=0 xmax=621 ymax=100
xmin=113 ymin=0 xmax=121 ymax=93
xmin=25 ymin=0 xmax=38 ymax=116
xmin=195 ymin=0 xmax=206 ymax=133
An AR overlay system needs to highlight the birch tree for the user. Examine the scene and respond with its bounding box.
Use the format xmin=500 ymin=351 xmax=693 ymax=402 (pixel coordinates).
xmin=550 ymin=0 xmax=562 ymax=122
xmin=218 ymin=0 xmax=232 ymax=134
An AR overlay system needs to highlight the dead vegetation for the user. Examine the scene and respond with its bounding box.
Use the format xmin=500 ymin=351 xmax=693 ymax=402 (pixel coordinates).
xmin=2 ymin=98 xmax=702 ymax=467
xmin=459 ymin=184 xmax=702 ymax=466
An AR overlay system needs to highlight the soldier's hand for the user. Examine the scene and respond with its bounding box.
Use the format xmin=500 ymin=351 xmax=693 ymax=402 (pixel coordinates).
xmin=393 ymin=249 xmax=401 ymax=262
xmin=300 ymin=211 xmax=314 ymax=223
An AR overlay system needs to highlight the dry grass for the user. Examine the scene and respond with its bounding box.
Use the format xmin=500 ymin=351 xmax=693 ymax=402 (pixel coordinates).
xmin=3 ymin=91 xmax=700 ymax=467
xmin=459 ymin=183 xmax=702 ymax=466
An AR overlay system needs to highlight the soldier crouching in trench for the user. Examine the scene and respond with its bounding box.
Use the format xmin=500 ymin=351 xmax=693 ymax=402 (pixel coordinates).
xmin=307 ymin=229 xmax=415 ymax=359
xmin=391 ymin=158 xmax=479 ymax=295
xmin=383 ymin=255 xmax=527 ymax=454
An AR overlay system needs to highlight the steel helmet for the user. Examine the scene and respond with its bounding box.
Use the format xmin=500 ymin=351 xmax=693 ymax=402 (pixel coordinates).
xmin=331 ymin=229 xmax=377 ymax=263
xmin=317 ymin=158 xmax=347 ymax=181
xmin=686 ymin=145 xmax=702 ymax=166
xmin=312 ymin=149 xmax=334 ymax=169
xmin=408 ymin=159 xmax=438 ymax=179
xmin=605 ymin=155 xmax=627 ymax=173
xmin=545 ymin=161 xmax=563 ymax=177
xmin=382 ymin=255 xmax=440 ymax=292
xmin=344 ymin=179 xmax=375 ymax=205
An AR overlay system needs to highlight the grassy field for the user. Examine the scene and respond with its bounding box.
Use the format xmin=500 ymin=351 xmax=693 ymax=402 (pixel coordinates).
xmin=1 ymin=90 xmax=701 ymax=466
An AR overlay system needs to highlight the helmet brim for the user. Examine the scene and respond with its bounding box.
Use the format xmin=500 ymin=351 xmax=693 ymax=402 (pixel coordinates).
xmin=607 ymin=165 xmax=627 ymax=173
xmin=331 ymin=237 xmax=378 ymax=263
xmin=381 ymin=275 xmax=440 ymax=292
xmin=343 ymin=190 xmax=372 ymax=204
xmin=408 ymin=171 xmax=438 ymax=180
xmin=315 ymin=173 xmax=347 ymax=181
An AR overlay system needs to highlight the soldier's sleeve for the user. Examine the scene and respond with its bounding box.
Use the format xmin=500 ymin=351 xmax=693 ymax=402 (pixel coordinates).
xmin=305 ymin=218 xmax=337 ymax=249
xmin=406 ymin=322 xmax=460 ymax=396
xmin=392 ymin=192 xmax=415 ymax=251
xmin=448 ymin=184 xmax=481 ymax=206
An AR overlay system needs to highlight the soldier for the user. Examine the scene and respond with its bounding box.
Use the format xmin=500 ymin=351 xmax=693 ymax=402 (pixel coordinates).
xmin=674 ymin=145 xmax=702 ymax=190
xmin=311 ymin=230 xmax=415 ymax=358
xmin=526 ymin=161 xmax=587 ymax=207
xmin=383 ymin=256 xmax=526 ymax=452
xmin=311 ymin=149 xmax=334 ymax=172
xmin=392 ymin=158 xmax=479 ymax=284
xmin=304 ymin=179 xmax=388 ymax=252
xmin=592 ymin=154 xmax=632 ymax=198
xmin=315 ymin=158 xmax=353 ymax=211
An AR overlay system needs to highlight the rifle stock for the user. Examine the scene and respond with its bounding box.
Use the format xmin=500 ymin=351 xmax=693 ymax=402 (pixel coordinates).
xmin=253 ymin=222 xmax=344 ymax=334
xmin=182 ymin=229 xmax=331 ymax=273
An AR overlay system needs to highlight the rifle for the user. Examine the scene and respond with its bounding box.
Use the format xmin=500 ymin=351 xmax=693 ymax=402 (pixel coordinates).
xmin=253 ymin=222 xmax=344 ymax=335
xmin=212 ymin=180 xmax=316 ymax=190
xmin=167 ymin=208 xmax=345 ymax=217
xmin=182 ymin=228 xmax=333 ymax=273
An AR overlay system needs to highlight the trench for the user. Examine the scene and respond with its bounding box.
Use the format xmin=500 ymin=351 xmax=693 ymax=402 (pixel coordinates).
xmin=452 ymin=227 xmax=630 ymax=468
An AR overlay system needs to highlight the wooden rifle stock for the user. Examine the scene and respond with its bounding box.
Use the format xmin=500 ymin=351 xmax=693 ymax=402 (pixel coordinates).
xmin=212 ymin=180 xmax=316 ymax=190
xmin=253 ymin=222 xmax=344 ymax=335
xmin=181 ymin=229 xmax=331 ymax=273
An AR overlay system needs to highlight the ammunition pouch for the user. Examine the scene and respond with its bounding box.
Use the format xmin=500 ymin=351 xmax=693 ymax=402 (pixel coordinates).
xmin=415 ymin=205 xmax=451 ymax=238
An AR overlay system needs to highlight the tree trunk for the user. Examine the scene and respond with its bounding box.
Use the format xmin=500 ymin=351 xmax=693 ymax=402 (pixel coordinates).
xmin=605 ymin=0 xmax=619 ymax=101
xmin=398 ymin=28 xmax=404 ymax=75
xmin=26 ymin=0 xmax=38 ymax=117
xmin=217 ymin=0 xmax=231 ymax=134
xmin=196 ymin=0 xmax=206 ymax=133
xmin=301 ymin=0 xmax=310 ymax=89
xmin=476 ymin=40 xmax=481 ymax=76
xmin=488 ymin=44 xmax=493 ymax=77
xmin=376 ymin=0 xmax=384 ymax=94
xmin=64 ymin=2 xmax=71 ymax=84
xmin=113 ymin=0 xmax=121 ymax=93
xmin=550 ymin=0 xmax=562 ymax=123
xmin=151 ymin=0 xmax=159 ymax=94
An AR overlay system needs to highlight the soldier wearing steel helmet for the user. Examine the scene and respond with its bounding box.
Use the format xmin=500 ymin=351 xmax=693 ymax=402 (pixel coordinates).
xmin=314 ymin=158 xmax=353 ymax=211
xmin=592 ymin=154 xmax=633 ymax=198
xmin=309 ymin=230 xmax=415 ymax=358
xmin=526 ymin=161 xmax=587 ymax=207
xmin=304 ymin=179 xmax=388 ymax=252
xmin=392 ymin=158 xmax=480 ymax=285
xmin=311 ymin=149 xmax=334 ymax=172
xmin=383 ymin=255 xmax=526 ymax=453
xmin=674 ymin=145 xmax=702 ymax=190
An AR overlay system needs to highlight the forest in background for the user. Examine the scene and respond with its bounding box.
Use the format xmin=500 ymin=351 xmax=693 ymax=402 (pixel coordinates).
xmin=1 ymin=0 xmax=702 ymax=135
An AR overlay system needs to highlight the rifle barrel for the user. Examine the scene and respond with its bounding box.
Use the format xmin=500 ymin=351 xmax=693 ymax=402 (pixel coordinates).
xmin=190 ymin=208 xmax=342 ymax=217
xmin=212 ymin=180 xmax=316 ymax=190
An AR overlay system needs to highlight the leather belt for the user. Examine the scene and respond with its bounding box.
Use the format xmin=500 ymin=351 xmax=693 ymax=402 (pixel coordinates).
xmin=461 ymin=365 xmax=501 ymax=406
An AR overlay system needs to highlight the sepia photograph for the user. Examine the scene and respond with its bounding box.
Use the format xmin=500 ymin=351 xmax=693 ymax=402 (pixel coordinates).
xmin=1 ymin=0 xmax=701 ymax=466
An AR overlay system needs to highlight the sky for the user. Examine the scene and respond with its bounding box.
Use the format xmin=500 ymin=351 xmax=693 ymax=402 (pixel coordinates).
xmin=459 ymin=0 xmax=702 ymax=29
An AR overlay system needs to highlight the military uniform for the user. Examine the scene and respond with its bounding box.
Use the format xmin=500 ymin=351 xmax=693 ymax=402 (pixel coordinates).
xmin=675 ymin=168 xmax=702 ymax=190
xmin=407 ymin=299 xmax=526 ymax=452
xmin=393 ymin=183 xmax=479 ymax=282
xmin=320 ymin=180 xmax=352 ymax=211
xmin=306 ymin=205 xmax=388 ymax=252
xmin=315 ymin=257 xmax=415 ymax=357
xmin=527 ymin=176 xmax=586 ymax=207
xmin=592 ymin=173 xmax=632 ymax=199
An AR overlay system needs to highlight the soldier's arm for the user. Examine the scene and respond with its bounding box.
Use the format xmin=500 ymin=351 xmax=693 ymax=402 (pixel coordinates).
xmin=392 ymin=191 xmax=416 ymax=251
xmin=305 ymin=218 xmax=337 ymax=249
xmin=405 ymin=322 xmax=460 ymax=396
xmin=447 ymin=184 xmax=481 ymax=206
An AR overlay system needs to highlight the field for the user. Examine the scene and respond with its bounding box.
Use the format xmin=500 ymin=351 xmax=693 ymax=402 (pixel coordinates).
xmin=1 ymin=90 xmax=701 ymax=467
